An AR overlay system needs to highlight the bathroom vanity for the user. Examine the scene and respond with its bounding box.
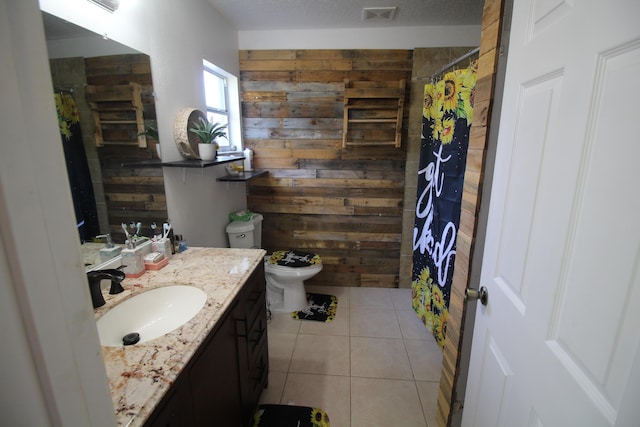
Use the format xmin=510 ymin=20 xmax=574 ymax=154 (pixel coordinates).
xmin=94 ymin=247 xmax=268 ymax=426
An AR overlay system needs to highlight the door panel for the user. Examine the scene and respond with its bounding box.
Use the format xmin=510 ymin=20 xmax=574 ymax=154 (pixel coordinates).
xmin=495 ymin=73 xmax=563 ymax=307
xmin=472 ymin=334 xmax=513 ymax=426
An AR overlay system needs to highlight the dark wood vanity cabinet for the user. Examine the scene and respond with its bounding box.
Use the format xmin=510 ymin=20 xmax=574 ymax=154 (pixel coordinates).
xmin=237 ymin=263 xmax=269 ymax=425
xmin=145 ymin=263 xmax=269 ymax=427
xmin=144 ymin=373 xmax=194 ymax=426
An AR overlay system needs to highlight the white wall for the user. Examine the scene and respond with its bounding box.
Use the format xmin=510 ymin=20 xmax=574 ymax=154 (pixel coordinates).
xmin=145 ymin=0 xmax=247 ymax=247
xmin=239 ymin=25 xmax=481 ymax=50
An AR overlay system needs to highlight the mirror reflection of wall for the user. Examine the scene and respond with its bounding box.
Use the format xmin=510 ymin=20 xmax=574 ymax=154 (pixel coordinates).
xmin=42 ymin=11 xmax=168 ymax=256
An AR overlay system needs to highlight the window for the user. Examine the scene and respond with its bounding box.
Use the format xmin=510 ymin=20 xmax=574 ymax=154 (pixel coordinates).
xmin=202 ymin=60 xmax=242 ymax=150
xmin=203 ymin=67 xmax=228 ymax=128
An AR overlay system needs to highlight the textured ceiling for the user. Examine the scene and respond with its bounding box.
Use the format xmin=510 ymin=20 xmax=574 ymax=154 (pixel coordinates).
xmin=42 ymin=0 xmax=484 ymax=40
xmin=207 ymin=0 xmax=484 ymax=31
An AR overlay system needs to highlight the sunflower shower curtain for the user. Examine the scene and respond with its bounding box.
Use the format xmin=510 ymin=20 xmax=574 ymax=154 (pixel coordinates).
xmin=55 ymin=91 xmax=100 ymax=243
xmin=412 ymin=62 xmax=477 ymax=348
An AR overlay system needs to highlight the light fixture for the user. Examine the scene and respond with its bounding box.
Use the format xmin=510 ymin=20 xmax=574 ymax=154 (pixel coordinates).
xmin=362 ymin=7 xmax=397 ymax=22
xmin=87 ymin=0 xmax=120 ymax=13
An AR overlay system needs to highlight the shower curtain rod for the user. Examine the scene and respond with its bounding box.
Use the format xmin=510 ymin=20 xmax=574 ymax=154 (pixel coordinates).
xmin=415 ymin=47 xmax=480 ymax=81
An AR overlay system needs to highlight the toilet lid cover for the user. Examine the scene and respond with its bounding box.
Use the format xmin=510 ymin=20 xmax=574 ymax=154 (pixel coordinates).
xmin=268 ymin=250 xmax=321 ymax=268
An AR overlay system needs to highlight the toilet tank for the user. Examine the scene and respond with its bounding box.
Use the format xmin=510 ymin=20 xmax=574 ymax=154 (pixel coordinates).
xmin=226 ymin=213 xmax=263 ymax=249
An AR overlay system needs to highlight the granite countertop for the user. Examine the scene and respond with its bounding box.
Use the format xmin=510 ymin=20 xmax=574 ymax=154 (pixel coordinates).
xmin=94 ymin=247 xmax=266 ymax=426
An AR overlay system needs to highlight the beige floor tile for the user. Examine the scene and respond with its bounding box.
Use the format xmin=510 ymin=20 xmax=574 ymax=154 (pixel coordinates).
xmin=351 ymin=377 xmax=426 ymax=427
xmin=404 ymin=339 xmax=443 ymax=381
xmin=268 ymin=312 xmax=301 ymax=334
xmin=350 ymin=307 xmax=402 ymax=338
xmin=351 ymin=337 xmax=413 ymax=380
xmin=307 ymin=285 xmax=350 ymax=308
xmin=263 ymin=285 xmax=446 ymax=427
xmin=259 ymin=371 xmax=287 ymax=404
xmin=280 ymin=373 xmax=351 ymax=427
xmin=268 ymin=332 xmax=297 ymax=372
xmin=389 ymin=287 xmax=412 ymax=310
xmin=349 ymin=287 xmax=392 ymax=308
xmin=396 ymin=309 xmax=433 ymax=340
xmin=416 ymin=381 xmax=440 ymax=427
xmin=289 ymin=334 xmax=350 ymax=376
xmin=299 ymin=304 xmax=349 ymax=336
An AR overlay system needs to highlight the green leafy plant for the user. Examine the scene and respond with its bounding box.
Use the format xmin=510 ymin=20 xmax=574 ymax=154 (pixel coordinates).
xmin=138 ymin=124 xmax=159 ymax=140
xmin=188 ymin=117 xmax=228 ymax=147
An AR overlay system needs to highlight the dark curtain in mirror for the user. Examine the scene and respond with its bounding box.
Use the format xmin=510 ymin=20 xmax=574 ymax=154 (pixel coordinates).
xmin=55 ymin=91 xmax=100 ymax=242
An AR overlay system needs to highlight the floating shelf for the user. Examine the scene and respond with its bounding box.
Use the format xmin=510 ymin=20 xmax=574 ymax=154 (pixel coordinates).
xmin=161 ymin=155 xmax=244 ymax=169
xmin=120 ymin=159 xmax=163 ymax=168
xmin=158 ymin=155 xmax=266 ymax=182
xmin=217 ymin=170 xmax=268 ymax=182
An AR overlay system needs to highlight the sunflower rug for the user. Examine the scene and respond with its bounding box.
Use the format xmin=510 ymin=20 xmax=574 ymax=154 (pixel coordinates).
xmin=253 ymin=404 xmax=330 ymax=427
xmin=291 ymin=293 xmax=338 ymax=323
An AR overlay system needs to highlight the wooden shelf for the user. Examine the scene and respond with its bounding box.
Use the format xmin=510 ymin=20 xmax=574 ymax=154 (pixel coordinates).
xmin=347 ymin=119 xmax=398 ymax=123
xmin=342 ymin=79 xmax=406 ymax=148
xmin=86 ymin=82 xmax=146 ymax=147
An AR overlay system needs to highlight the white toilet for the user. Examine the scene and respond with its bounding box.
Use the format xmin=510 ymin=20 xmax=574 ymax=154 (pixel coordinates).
xmin=226 ymin=213 xmax=323 ymax=313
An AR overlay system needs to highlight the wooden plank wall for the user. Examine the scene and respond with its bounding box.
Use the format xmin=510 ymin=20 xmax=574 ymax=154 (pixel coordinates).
xmin=240 ymin=50 xmax=412 ymax=288
xmin=437 ymin=0 xmax=506 ymax=425
xmin=84 ymin=54 xmax=167 ymax=242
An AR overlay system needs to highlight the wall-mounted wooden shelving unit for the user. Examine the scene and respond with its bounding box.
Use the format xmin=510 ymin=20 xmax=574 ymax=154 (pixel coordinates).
xmin=342 ymin=79 xmax=406 ymax=148
xmin=86 ymin=82 xmax=146 ymax=147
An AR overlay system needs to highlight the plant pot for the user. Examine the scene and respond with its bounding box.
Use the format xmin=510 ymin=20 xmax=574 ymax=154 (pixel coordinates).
xmin=148 ymin=140 xmax=161 ymax=160
xmin=198 ymin=143 xmax=217 ymax=161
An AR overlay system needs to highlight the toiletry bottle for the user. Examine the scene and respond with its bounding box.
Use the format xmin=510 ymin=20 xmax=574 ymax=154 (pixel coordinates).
xmin=168 ymin=229 xmax=176 ymax=254
xmin=243 ymin=147 xmax=254 ymax=172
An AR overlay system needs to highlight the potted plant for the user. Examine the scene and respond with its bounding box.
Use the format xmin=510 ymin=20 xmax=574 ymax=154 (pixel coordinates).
xmin=138 ymin=124 xmax=161 ymax=159
xmin=188 ymin=117 xmax=228 ymax=161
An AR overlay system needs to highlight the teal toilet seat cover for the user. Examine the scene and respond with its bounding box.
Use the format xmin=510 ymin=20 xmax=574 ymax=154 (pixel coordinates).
xmin=269 ymin=250 xmax=321 ymax=268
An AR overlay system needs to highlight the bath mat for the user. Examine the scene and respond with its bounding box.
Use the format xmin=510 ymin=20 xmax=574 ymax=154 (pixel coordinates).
xmin=253 ymin=404 xmax=330 ymax=427
xmin=291 ymin=293 xmax=337 ymax=323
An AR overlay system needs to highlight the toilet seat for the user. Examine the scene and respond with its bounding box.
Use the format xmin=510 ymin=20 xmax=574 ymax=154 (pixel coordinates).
xmin=265 ymin=262 xmax=323 ymax=276
xmin=267 ymin=250 xmax=322 ymax=268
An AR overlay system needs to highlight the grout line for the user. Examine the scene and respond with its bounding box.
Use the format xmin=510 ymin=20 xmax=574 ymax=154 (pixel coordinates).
xmin=267 ymin=286 xmax=439 ymax=427
xmin=277 ymin=371 xmax=288 ymax=405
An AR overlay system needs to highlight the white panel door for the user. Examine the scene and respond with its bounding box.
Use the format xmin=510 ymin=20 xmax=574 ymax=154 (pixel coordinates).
xmin=462 ymin=0 xmax=640 ymax=426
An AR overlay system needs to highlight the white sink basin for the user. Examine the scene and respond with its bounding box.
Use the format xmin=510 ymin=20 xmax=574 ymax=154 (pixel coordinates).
xmin=97 ymin=285 xmax=207 ymax=347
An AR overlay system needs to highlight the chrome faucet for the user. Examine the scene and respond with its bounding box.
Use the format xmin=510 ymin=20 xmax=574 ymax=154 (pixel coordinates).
xmin=86 ymin=269 xmax=126 ymax=308
xmin=96 ymin=234 xmax=114 ymax=248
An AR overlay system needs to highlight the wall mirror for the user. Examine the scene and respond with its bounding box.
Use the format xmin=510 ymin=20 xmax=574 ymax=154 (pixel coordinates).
xmin=41 ymin=11 xmax=168 ymax=270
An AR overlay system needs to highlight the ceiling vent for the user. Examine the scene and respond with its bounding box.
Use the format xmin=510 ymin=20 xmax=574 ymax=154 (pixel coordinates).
xmin=362 ymin=7 xmax=397 ymax=21
xmin=87 ymin=0 xmax=120 ymax=13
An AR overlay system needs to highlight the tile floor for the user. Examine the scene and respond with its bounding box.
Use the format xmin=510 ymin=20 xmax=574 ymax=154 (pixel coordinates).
xmin=259 ymin=286 xmax=443 ymax=427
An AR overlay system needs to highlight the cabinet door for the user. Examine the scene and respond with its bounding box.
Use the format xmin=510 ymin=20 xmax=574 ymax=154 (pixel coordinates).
xmin=144 ymin=375 xmax=193 ymax=427
xmin=190 ymin=301 xmax=243 ymax=426
xmin=237 ymin=264 xmax=269 ymax=426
